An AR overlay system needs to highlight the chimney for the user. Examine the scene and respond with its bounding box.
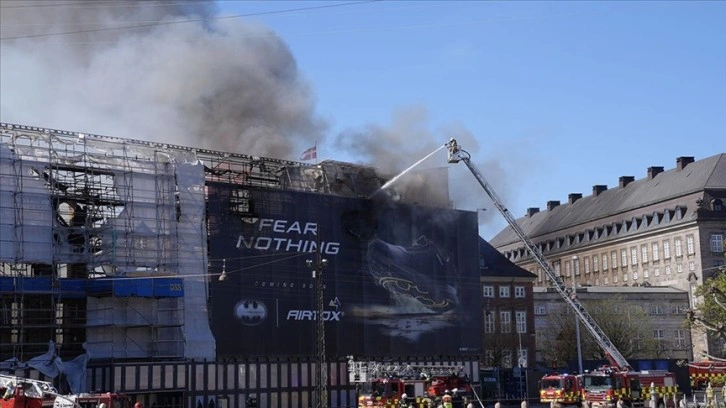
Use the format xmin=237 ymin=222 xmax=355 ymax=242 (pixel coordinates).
xmin=592 ymin=185 xmax=608 ymax=196
xmin=677 ymin=156 xmax=695 ymax=170
xmin=526 ymin=207 xmax=540 ymax=217
xmin=647 ymin=166 xmax=664 ymax=179
xmin=547 ymin=200 xmax=560 ymax=211
xmin=568 ymin=193 xmax=583 ymax=204
xmin=619 ymin=176 xmax=635 ymax=188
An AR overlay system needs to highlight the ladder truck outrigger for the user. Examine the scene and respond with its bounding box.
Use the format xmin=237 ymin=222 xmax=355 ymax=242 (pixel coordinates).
xmin=446 ymin=139 xmax=679 ymax=408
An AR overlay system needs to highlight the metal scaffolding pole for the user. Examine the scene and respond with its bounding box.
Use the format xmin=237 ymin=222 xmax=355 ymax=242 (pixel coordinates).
xmin=308 ymin=240 xmax=328 ymax=408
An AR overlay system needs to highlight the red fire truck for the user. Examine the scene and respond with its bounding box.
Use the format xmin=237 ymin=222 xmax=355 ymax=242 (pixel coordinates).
xmin=581 ymin=366 xmax=678 ymax=408
xmin=539 ymin=373 xmax=583 ymax=407
xmin=1 ymin=374 xmax=129 ymax=408
xmin=352 ymin=362 xmax=472 ymax=407
xmin=686 ymin=360 xmax=726 ymax=390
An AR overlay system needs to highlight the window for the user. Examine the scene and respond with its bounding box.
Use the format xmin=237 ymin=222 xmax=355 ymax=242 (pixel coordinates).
xmin=632 ymin=270 xmax=638 ymax=280
xmin=665 ymin=264 xmax=672 ymax=275
xmin=516 ymin=311 xmax=527 ymax=333
xmin=621 ymin=249 xmax=628 ymax=267
xmin=630 ymin=247 xmax=638 ymax=265
xmin=515 ymin=286 xmax=526 ymax=298
xmin=484 ymin=313 xmax=495 ymax=333
xmin=675 ymin=238 xmax=683 ymax=257
xmin=677 ymin=263 xmax=683 ymax=274
xmin=611 ymin=251 xmax=618 ymax=269
xmin=613 ymin=274 xmax=618 ymax=283
xmin=554 ymin=261 xmax=561 ymax=276
xmin=517 ymin=348 xmax=528 ymax=368
xmin=663 ymin=240 xmax=671 ymax=259
xmin=602 ymin=253 xmax=609 ymax=270
xmin=535 ymin=305 xmax=546 ymax=315
xmin=604 ymin=277 xmax=609 ymax=285
xmin=623 ymin=272 xmax=628 ymax=282
xmin=483 ymin=286 xmax=494 ymax=297
xmin=585 ymin=257 xmax=591 ymax=275
xmin=500 ymin=311 xmax=511 ymax=333
xmin=641 ymin=245 xmax=649 ymax=263
xmin=565 ymin=260 xmax=572 ymax=277
xmin=686 ymin=235 xmax=695 ymax=255
xmin=593 ymin=255 xmax=599 ymax=272
xmin=654 ymin=267 xmax=660 ymax=276
xmin=644 ymin=269 xmax=649 ymax=278
xmin=499 ymin=286 xmax=510 ymax=298
xmin=712 ymin=234 xmax=724 ymax=253
xmin=502 ymin=350 xmax=512 ymax=368
xmin=574 ymin=258 xmax=580 ymax=276
xmin=672 ymin=305 xmax=688 ymax=314
xmin=674 ymin=330 xmax=687 ymax=349
xmin=689 ymin=261 xmax=696 ymax=272
xmin=484 ymin=350 xmax=495 ymax=366
xmin=632 ymin=333 xmax=642 ymax=351
xmin=654 ymin=329 xmax=665 ymax=340
xmin=650 ymin=305 xmax=664 ymax=315
xmin=652 ymin=242 xmax=660 ymax=261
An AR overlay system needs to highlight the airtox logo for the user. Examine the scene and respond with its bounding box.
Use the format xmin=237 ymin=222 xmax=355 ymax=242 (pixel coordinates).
xmin=234 ymin=299 xmax=268 ymax=326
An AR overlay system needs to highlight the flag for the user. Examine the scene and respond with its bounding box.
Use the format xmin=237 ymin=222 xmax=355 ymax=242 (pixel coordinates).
xmin=300 ymin=144 xmax=317 ymax=161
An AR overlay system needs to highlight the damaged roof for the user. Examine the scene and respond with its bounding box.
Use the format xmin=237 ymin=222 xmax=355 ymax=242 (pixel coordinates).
xmin=490 ymin=153 xmax=726 ymax=247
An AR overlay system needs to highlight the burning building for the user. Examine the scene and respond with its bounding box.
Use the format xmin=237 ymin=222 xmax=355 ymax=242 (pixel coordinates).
xmin=0 ymin=123 xmax=482 ymax=408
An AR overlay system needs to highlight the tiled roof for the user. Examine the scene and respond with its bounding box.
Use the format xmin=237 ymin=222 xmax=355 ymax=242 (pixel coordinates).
xmin=490 ymin=153 xmax=726 ymax=247
xmin=479 ymin=237 xmax=536 ymax=278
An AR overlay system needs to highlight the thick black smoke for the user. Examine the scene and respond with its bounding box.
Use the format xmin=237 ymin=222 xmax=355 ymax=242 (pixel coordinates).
xmin=0 ymin=1 xmax=326 ymax=159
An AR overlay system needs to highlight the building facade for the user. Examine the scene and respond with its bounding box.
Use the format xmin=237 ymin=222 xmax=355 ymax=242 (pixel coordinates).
xmin=479 ymin=238 xmax=537 ymax=370
xmin=533 ymin=285 xmax=692 ymax=369
xmin=0 ymin=123 xmax=483 ymax=408
xmin=490 ymin=153 xmax=726 ymax=360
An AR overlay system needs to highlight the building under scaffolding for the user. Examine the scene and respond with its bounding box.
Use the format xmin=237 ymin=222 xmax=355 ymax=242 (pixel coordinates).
xmin=0 ymin=123 xmax=481 ymax=408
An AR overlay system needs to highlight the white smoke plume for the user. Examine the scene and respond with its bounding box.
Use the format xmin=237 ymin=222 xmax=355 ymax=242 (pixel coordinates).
xmin=0 ymin=1 xmax=326 ymax=159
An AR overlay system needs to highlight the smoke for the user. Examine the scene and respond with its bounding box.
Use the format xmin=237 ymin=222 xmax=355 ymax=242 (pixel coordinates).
xmin=0 ymin=1 xmax=326 ymax=159
xmin=0 ymin=1 xmax=511 ymax=232
xmin=336 ymin=105 xmax=511 ymax=228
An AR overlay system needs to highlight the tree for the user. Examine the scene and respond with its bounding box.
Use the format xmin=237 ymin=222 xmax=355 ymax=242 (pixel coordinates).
xmin=540 ymin=296 xmax=657 ymax=368
xmin=687 ymin=266 xmax=726 ymax=357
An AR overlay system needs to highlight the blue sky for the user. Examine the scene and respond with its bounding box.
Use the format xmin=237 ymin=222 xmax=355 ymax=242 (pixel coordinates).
xmin=218 ymin=0 xmax=726 ymax=238
xmin=0 ymin=1 xmax=724 ymax=240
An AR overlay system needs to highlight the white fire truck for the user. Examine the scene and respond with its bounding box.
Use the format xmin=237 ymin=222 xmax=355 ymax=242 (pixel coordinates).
xmin=446 ymin=139 xmax=679 ymax=408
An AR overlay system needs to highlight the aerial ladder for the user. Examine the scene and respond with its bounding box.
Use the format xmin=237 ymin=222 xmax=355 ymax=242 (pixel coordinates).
xmin=445 ymin=138 xmax=632 ymax=371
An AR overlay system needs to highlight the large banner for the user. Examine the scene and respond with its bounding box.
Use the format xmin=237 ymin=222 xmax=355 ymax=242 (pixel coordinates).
xmin=207 ymin=183 xmax=482 ymax=358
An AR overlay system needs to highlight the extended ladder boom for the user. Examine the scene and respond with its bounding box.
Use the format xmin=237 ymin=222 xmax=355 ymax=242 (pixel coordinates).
xmin=446 ymin=139 xmax=631 ymax=371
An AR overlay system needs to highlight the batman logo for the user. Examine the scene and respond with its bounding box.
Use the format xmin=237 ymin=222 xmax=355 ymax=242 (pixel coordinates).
xmin=234 ymin=299 xmax=268 ymax=326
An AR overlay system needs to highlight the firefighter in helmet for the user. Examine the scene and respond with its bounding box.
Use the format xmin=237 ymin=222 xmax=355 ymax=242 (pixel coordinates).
xmin=443 ymin=390 xmax=453 ymax=408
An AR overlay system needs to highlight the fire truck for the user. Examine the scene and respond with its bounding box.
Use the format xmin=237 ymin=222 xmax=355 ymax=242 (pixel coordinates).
xmin=683 ymin=360 xmax=726 ymax=390
xmin=446 ymin=139 xmax=680 ymax=408
xmin=349 ymin=360 xmax=473 ymax=407
xmin=539 ymin=373 xmax=583 ymax=407
xmin=0 ymin=374 xmax=130 ymax=408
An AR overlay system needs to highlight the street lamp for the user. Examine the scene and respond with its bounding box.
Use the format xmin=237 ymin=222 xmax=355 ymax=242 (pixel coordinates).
xmin=572 ymin=255 xmax=584 ymax=373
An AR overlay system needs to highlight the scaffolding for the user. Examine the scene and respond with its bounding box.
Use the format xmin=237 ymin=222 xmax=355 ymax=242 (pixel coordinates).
xmin=0 ymin=122 xmax=451 ymax=367
xmin=0 ymin=124 xmax=200 ymax=361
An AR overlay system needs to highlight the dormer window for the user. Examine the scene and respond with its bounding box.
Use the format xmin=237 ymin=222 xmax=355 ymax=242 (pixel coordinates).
xmin=713 ymin=198 xmax=724 ymax=211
